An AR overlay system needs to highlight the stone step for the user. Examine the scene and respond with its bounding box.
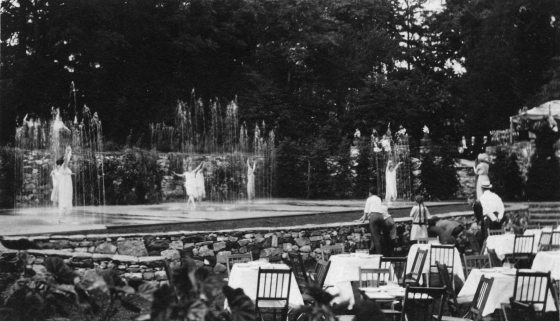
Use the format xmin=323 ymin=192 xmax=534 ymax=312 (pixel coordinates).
xmin=527 ymin=218 xmax=560 ymax=225
xmin=529 ymin=213 xmax=560 ymax=218
xmin=529 ymin=203 xmax=560 ymax=208
xmin=528 ymin=208 xmax=560 ymax=213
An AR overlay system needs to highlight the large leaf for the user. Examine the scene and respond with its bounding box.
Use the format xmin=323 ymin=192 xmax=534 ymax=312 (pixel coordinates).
xmin=138 ymin=281 xmax=159 ymax=302
xmin=44 ymin=257 xmax=78 ymax=284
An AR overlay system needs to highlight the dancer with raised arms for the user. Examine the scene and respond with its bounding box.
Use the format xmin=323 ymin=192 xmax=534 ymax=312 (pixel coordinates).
xmin=174 ymin=160 xmax=204 ymax=209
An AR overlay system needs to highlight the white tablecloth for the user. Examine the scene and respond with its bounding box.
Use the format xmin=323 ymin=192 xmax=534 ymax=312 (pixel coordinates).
xmin=406 ymin=243 xmax=465 ymax=283
xmin=323 ymin=253 xmax=384 ymax=286
xmin=532 ymin=251 xmax=560 ymax=280
xmin=457 ymin=268 xmax=557 ymax=317
xmin=227 ymin=261 xmax=304 ymax=308
xmin=484 ymin=231 xmax=541 ymax=260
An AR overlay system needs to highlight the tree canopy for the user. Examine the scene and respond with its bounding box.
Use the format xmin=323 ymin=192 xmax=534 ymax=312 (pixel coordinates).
xmin=1 ymin=0 xmax=560 ymax=148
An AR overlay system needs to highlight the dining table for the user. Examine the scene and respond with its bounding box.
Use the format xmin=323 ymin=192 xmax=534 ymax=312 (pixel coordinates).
xmin=406 ymin=243 xmax=465 ymax=285
xmin=531 ymin=250 xmax=560 ymax=280
xmin=226 ymin=260 xmax=304 ymax=309
xmin=457 ymin=267 xmax=557 ymax=317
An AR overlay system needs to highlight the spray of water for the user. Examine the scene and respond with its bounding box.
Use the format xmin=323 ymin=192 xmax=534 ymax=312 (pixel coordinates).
xmin=150 ymin=94 xmax=276 ymax=202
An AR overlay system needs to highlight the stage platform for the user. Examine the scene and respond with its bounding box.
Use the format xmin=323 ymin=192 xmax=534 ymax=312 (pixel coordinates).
xmin=0 ymin=199 xmax=470 ymax=236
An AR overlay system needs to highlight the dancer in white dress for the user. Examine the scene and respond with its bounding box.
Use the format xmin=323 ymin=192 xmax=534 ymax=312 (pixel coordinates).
xmin=385 ymin=160 xmax=402 ymax=203
xmin=174 ymin=161 xmax=203 ymax=209
xmin=51 ymin=146 xmax=73 ymax=222
xmin=247 ymin=158 xmax=257 ymax=201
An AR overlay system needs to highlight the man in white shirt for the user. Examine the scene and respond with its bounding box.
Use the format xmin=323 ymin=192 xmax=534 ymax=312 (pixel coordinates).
xmin=359 ymin=189 xmax=395 ymax=255
xmin=479 ymin=183 xmax=505 ymax=230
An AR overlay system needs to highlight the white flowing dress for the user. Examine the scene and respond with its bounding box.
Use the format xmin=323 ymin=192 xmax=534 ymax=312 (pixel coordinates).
xmin=57 ymin=166 xmax=73 ymax=211
xmin=184 ymin=171 xmax=197 ymax=197
xmin=247 ymin=167 xmax=255 ymax=200
xmin=385 ymin=166 xmax=398 ymax=202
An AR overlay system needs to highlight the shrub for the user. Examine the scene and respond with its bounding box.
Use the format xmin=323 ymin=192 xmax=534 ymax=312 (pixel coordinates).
xmin=489 ymin=150 xmax=524 ymax=201
xmin=420 ymin=150 xmax=459 ymax=200
xmin=102 ymin=149 xmax=163 ymax=205
xmin=526 ymin=155 xmax=560 ymax=200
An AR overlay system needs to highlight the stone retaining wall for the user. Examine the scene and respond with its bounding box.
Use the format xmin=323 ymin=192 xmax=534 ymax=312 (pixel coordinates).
xmin=1 ymin=204 xmax=528 ymax=283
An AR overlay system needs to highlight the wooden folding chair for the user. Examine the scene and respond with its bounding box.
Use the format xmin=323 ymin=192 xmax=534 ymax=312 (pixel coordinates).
xmin=511 ymin=270 xmax=553 ymax=318
xmin=309 ymin=259 xmax=331 ymax=288
xmin=502 ymin=300 xmax=536 ymax=321
xmin=504 ymin=235 xmax=535 ymax=268
xmin=551 ymin=231 xmax=560 ymax=250
xmin=441 ymin=275 xmax=494 ymax=321
xmin=287 ymin=252 xmax=308 ymax=291
xmin=255 ymin=268 xmax=292 ymax=321
xmin=226 ymin=253 xmax=253 ymax=276
xmin=463 ymin=254 xmax=490 ymax=277
xmin=405 ymin=249 xmax=428 ymax=286
xmin=400 ymin=286 xmax=446 ymax=321
xmin=358 ymin=267 xmax=391 ymax=288
xmin=487 ymin=248 xmax=502 ymax=267
xmin=430 ymin=245 xmax=455 ymax=287
xmin=320 ymin=243 xmax=345 ymax=261
xmin=538 ymin=231 xmax=553 ymax=251
xmin=436 ymin=262 xmax=460 ymax=316
xmin=380 ymin=256 xmax=407 ymax=287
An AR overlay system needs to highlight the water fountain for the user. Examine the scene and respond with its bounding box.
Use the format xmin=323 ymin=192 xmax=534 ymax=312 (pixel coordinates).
xmin=13 ymin=94 xmax=105 ymax=210
xmin=149 ymin=93 xmax=276 ymax=202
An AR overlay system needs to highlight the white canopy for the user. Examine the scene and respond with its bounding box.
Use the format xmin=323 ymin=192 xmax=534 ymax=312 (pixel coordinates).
xmin=515 ymin=100 xmax=560 ymax=121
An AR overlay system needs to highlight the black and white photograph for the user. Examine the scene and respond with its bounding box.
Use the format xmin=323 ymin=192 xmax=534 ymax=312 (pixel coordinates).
xmin=1 ymin=0 xmax=560 ymax=320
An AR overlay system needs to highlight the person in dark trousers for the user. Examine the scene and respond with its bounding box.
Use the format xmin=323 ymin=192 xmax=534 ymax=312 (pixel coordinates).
xmin=358 ymin=188 xmax=386 ymax=254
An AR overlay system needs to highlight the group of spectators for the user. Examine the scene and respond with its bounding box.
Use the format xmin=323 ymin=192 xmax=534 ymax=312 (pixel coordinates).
xmin=359 ymin=181 xmax=506 ymax=254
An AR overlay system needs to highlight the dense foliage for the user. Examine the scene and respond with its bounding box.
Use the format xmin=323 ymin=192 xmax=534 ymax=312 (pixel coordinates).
xmin=489 ymin=149 xmax=524 ymax=201
xmin=419 ymin=149 xmax=459 ymax=200
xmin=2 ymin=0 xmax=559 ymax=146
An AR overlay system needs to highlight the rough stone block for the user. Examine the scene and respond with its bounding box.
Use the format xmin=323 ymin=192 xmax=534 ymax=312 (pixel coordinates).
xmin=295 ymin=237 xmax=310 ymax=247
xmin=300 ymin=245 xmax=311 ymax=253
xmin=161 ymin=249 xmax=180 ymax=261
xmin=117 ymin=239 xmax=148 ymax=257
xmin=168 ymin=240 xmax=183 ymax=251
xmin=213 ymin=242 xmax=226 ymax=252
xmin=95 ymin=242 xmax=117 ymax=254
xmin=155 ymin=270 xmax=167 ymax=281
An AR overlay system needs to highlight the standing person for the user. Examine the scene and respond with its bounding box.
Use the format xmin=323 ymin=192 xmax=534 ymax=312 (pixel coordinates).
xmin=479 ymin=183 xmax=505 ymax=230
xmin=246 ymin=158 xmax=257 ymax=201
xmin=385 ymin=160 xmax=402 ymax=203
xmin=410 ymin=195 xmax=431 ymax=242
xmin=174 ymin=161 xmax=203 ymax=209
xmin=358 ymin=189 xmax=385 ymax=254
xmin=381 ymin=205 xmax=397 ymax=256
xmin=474 ymin=153 xmax=490 ymax=200
xmin=53 ymin=146 xmax=73 ymax=223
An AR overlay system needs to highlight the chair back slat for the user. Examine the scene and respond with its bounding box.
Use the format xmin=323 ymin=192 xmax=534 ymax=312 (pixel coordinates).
xmin=463 ymin=254 xmax=491 ymax=277
xmin=358 ymin=268 xmax=391 ymax=287
xmin=320 ymin=243 xmax=345 ymax=261
xmin=226 ymin=253 xmax=253 ymax=276
xmin=409 ymin=249 xmax=428 ymax=285
xmin=400 ymin=286 xmax=446 ymax=321
xmin=380 ymin=256 xmax=407 ymax=286
xmin=513 ymin=235 xmax=534 ymax=254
